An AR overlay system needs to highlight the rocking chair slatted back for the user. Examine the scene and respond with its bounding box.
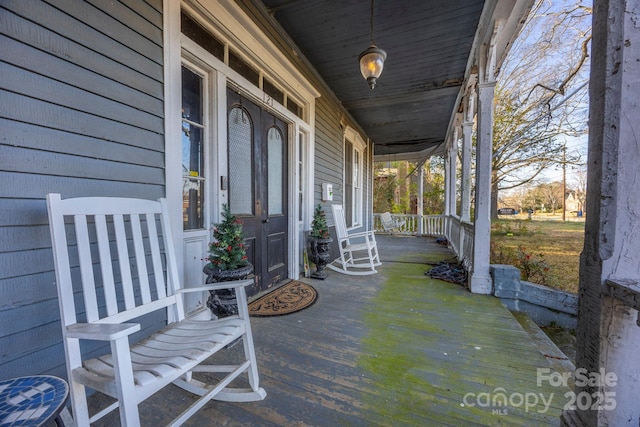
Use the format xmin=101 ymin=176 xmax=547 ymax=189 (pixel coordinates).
xmin=332 ymin=204 xmax=350 ymax=242
xmin=380 ymin=212 xmax=406 ymax=233
xmin=328 ymin=204 xmax=381 ymax=276
xmin=47 ymin=193 xmax=265 ymax=426
xmin=47 ymin=194 xmax=184 ymax=328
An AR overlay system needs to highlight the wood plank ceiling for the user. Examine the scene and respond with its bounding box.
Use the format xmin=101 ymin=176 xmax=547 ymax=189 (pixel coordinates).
xmin=259 ymin=0 xmax=485 ymax=158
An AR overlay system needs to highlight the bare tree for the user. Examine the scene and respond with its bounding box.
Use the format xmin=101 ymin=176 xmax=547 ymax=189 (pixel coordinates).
xmin=571 ymin=167 xmax=588 ymax=213
xmin=540 ymin=181 xmax=565 ymax=213
xmin=491 ymin=0 xmax=591 ymax=217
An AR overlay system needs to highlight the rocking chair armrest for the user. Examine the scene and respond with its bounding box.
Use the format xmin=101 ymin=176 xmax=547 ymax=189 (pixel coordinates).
xmin=66 ymin=322 xmax=141 ymax=341
xmin=178 ymin=278 xmax=254 ymax=294
xmin=346 ymin=230 xmax=376 ymax=239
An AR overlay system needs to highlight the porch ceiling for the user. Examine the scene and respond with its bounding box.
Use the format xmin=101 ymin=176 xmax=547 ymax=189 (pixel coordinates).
xmin=258 ymin=0 xmax=485 ymax=160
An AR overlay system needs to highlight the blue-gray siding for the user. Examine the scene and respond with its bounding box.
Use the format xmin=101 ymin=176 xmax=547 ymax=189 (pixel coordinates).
xmin=0 ymin=0 xmax=165 ymax=379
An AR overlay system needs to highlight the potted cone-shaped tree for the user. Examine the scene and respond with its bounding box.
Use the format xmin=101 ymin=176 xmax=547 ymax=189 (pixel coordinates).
xmin=203 ymin=204 xmax=253 ymax=318
xmin=308 ymin=204 xmax=333 ymax=279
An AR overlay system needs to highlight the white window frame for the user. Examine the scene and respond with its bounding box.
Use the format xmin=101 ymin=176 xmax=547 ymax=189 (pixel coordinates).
xmin=344 ymin=126 xmax=366 ymax=228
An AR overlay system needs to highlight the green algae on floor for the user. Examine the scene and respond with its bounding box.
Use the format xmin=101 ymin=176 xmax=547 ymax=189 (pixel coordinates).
xmin=358 ymin=256 xmax=569 ymax=426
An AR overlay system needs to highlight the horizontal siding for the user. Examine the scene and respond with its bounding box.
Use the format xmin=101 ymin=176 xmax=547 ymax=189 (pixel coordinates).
xmin=0 ymin=145 xmax=165 ymax=184
xmin=0 ymin=199 xmax=48 ymax=227
xmin=1 ymin=120 xmax=164 ymax=168
xmin=314 ymin=96 xmax=344 ymax=214
xmin=1 ymin=343 xmax=69 ymax=380
xmin=119 ymin=0 xmax=163 ymax=26
xmin=0 ymin=90 xmax=164 ymax=150
xmin=0 ymin=272 xmax=58 ymax=310
xmin=0 ymin=225 xmax=51 ymax=252
xmin=0 ymin=0 xmax=165 ymax=380
xmin=0 ymin=172 xmax=165 ymax=199
xmin=1 ymin=7 xmax=163 ymax=98
xmin=4 ymin=1 xmax=163 ymax=80
xmin=0 ymin=35 xmax=163 ymax=117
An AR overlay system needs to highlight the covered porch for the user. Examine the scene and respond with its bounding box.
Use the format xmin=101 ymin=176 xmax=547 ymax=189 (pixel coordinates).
xmin=90 ymin=235 xmax=571 ymax=426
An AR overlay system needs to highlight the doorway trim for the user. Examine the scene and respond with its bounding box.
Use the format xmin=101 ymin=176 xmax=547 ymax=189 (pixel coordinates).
xmin=164 ymin=0 xmax=320 ymax=290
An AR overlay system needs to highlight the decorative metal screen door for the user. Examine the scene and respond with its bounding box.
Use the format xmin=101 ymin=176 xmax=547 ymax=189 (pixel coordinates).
xmin=227 ymin=88 xmax=288 ymax=296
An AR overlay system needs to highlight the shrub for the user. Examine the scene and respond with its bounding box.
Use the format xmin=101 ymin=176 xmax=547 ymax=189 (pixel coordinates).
xmin=490 ymin=243 xmax=551 ymax=285
xmin=515 ymin=245 xmax=550 ymax=285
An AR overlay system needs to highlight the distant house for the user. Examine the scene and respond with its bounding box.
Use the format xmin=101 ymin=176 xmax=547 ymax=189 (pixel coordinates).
xmin=565 ymin=190 xmax=583 ymax=214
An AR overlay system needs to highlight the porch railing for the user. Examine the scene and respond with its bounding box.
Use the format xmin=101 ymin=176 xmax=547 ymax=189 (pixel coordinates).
xmin=373 ymin=213 xmax=474 ymax=269
xmin=373 ymin=213 xmax=447 ymax=237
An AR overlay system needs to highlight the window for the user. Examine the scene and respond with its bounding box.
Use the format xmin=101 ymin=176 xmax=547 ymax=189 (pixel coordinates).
xmin=228 ymin=107 xmax=254 ymax=215
xmin=181 ymin=10 xmax=306 ymax=122
xmin=344 ymin=128 xmax=365 ymax=228
xmin=287 ymin=97 xmax=303 ymax=119
xmin=263 ymin=79 xmax=285 ymax=106
xmin=229 ymin=50 xmax=260 ymax=87
xmin=181 ymin=65 xmax=206 ymax=230
xmin=181 ymin=12 xmax=224 ymax=61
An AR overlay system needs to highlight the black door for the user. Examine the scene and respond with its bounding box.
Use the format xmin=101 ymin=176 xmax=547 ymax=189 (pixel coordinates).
xmin=227 ymin=88 xmax=288 ymax=296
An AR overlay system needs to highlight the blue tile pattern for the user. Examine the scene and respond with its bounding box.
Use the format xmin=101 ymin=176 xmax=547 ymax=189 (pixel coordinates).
xmin=0 ymin=376 xmax=68 ymax=426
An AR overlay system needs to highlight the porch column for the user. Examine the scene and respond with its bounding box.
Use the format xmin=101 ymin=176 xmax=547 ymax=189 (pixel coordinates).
xmin=460 ymin=90 xmax=475 ymax=223
xmin=470 ymin=80 xmax=495 ymax=294
xmin=447 ymin=129 xmax=459 ymax=217
xmin=444 ymin=142 xmax=452 ymax=217
xmin=562 ymin=1 xmax=640 ymax=426
xmin=417 ymin=163 xmax=424 ymax=235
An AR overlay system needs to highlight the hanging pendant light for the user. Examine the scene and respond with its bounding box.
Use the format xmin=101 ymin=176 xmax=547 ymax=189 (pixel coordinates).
xmin=359 ymin=0 xmax=386 ymax=90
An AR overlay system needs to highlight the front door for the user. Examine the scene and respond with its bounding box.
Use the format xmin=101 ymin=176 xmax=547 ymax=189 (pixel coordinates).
xmin=227 ymin=88 xmax=288 ymax=296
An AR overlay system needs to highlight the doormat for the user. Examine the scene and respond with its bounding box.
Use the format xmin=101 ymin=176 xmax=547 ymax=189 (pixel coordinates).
xmin=248 ymin=281 xmax=317 ymax=317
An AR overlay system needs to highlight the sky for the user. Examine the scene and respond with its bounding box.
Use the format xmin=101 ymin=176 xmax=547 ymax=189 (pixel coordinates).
xmin=498 ymin=0 xmax=592 ymax=189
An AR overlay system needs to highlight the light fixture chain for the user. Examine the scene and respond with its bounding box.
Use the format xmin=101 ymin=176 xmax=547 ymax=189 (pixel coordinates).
xmin=370 ymin=0 xmax=375 ymax=45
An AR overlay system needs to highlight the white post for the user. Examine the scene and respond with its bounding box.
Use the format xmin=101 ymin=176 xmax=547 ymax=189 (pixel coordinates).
xmin=417 ymin=163 xmax=424 ymax=235
xmin=470 ymin=52 xmax=495 ymax=295
xmin=444 ymin=145 xmax=452 ymax=218
xmin=562 ymin=1 xmax=640 ymax=425
xmin=448 ymin=129 xmax=459 ymax=217
xmin=461 ymin=89 xmax=475 ymax=223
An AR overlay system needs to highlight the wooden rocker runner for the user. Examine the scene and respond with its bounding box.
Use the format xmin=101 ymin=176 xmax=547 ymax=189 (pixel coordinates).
xmin=328 ymin=204 xmax=381 ymax=275
xmin=47 ymin=194 xmax=265 ymax=426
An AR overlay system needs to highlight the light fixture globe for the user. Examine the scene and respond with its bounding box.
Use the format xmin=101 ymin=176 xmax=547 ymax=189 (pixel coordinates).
xmin=359 ymin=44 xmax=387 ymax=90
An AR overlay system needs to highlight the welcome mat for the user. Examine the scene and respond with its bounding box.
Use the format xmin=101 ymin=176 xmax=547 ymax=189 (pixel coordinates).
xmin=248 ymin=281 xmax=317 ymax=317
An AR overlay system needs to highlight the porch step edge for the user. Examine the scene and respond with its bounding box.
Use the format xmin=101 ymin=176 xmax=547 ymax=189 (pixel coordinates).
xmin=511 ymin=311 xmax=576 ymax=377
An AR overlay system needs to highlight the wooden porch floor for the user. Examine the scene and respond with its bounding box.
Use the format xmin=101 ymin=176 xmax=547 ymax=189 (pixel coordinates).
xmin=92 ymin=235 xmax=570 ymax=426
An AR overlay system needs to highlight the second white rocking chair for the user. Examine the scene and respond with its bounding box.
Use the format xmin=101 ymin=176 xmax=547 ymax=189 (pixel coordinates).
xmin=328 ymin=204 xmax=381 ymax=275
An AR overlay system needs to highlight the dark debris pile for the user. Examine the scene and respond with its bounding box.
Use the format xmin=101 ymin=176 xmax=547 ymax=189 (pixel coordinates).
xmin=424 ymin=260 xmax=468 ymax=286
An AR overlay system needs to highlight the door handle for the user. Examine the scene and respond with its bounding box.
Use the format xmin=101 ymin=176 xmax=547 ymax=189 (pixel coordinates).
xmin=262 ymin=218 xmax=269 ymax=223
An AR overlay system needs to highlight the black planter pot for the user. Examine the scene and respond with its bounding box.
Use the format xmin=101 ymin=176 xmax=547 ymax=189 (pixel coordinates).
xmin=308 ymin=237 xmax=333 ymax=279
xmin=203 ymin=263 xmax=253 ymax=318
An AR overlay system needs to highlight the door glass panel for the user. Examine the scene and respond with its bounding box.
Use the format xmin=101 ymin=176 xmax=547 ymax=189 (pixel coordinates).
xmin=181 ymin=66 xmax=204 ymax=230
xmin=228 ymin=107 xmax=253 ymax=215
xmin=345 ymin=140 xmax=353 ymax=227
xmin=298 ymin=132 xmax=304 ymax=221
xmin=182 ymin=124 xmax=203 ymax=177
xmin=268 ymin=127 xmax=283 ymax=215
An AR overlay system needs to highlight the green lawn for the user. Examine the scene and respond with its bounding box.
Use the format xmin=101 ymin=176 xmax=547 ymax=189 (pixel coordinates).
xmin=490 ymin=216 xmax=584 ymax=294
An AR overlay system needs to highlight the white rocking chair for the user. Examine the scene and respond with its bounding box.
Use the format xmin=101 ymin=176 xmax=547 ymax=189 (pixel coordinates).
xmin=380 ymin=212 xmax=406 ymax=233
xmin=328 ymin=204 xmax=381 ymax=275
xmin=46 ymin=194 xmax=265 ymax=426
